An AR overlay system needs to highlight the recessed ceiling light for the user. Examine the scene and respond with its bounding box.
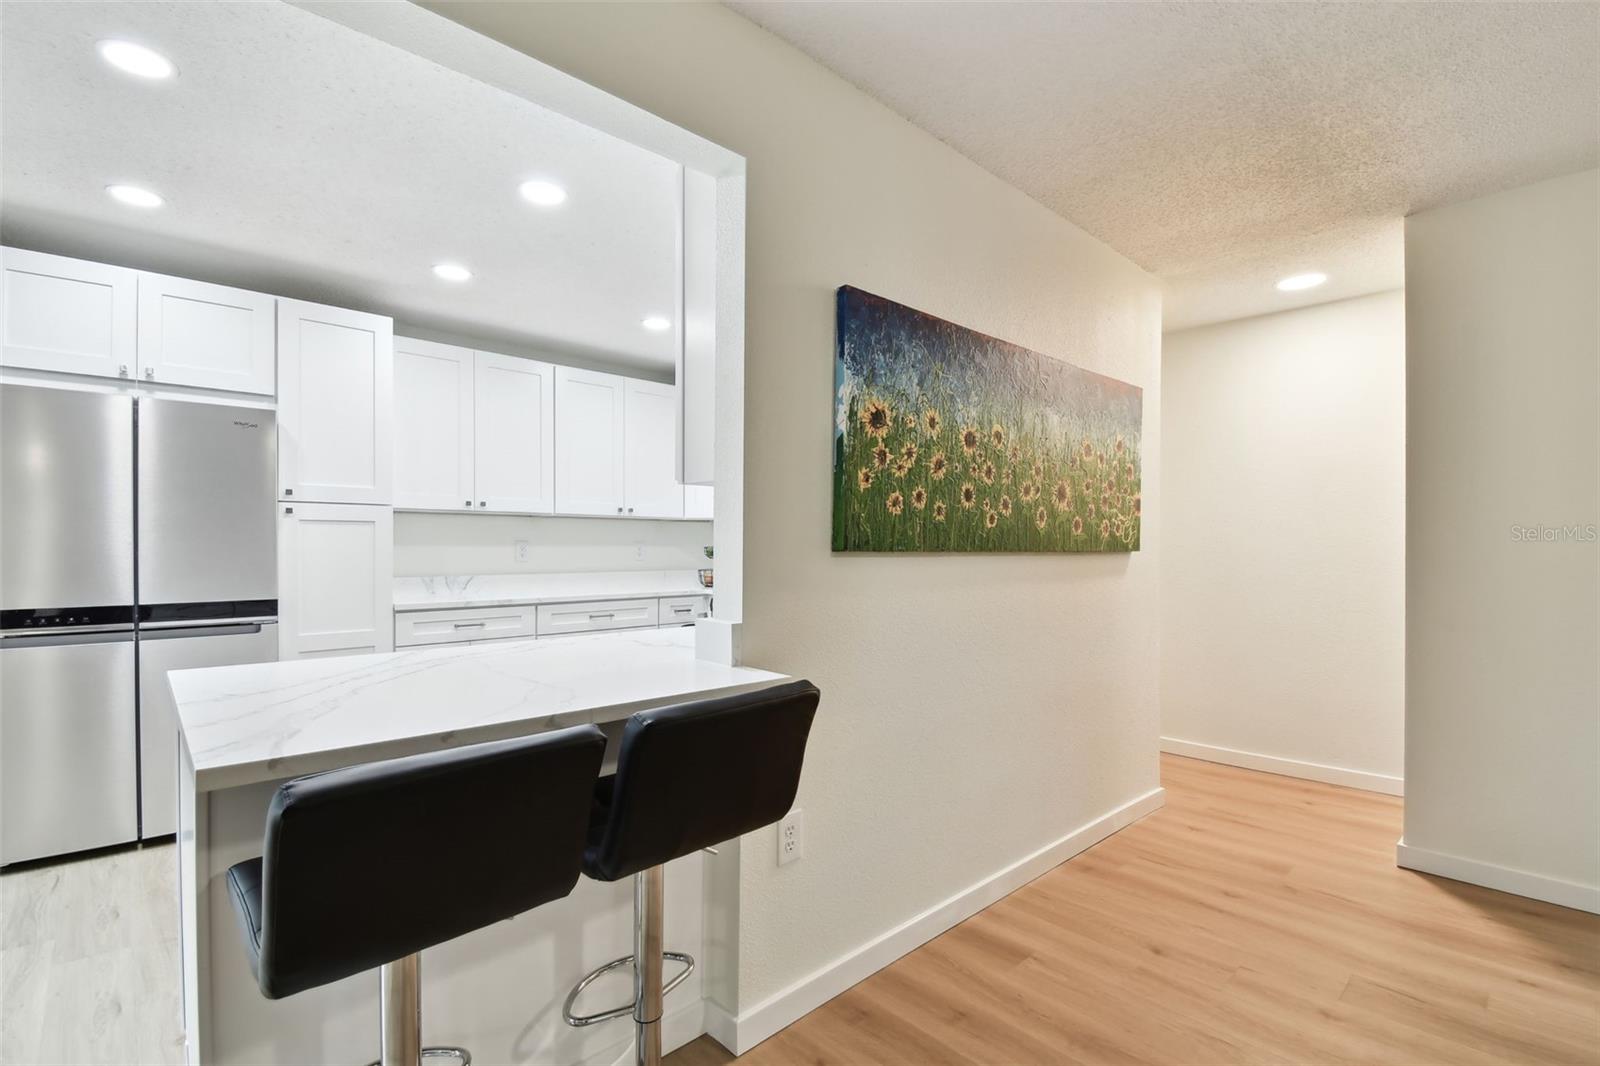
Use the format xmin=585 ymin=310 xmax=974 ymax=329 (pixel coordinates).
xmin=432 ymin=263 xmax=473 ymax=283
xmin=97 ymin=40 xmax=175 ymax=80
xmin=105 ymin=184 xmax=164 ymax=209
xmin=518 ymin=180 xmax=568 ymax=207
xmin=1276 ymin=272 xmax=1328 ymax=292
xmin=641 ymin=316 xmax=671 ymax=332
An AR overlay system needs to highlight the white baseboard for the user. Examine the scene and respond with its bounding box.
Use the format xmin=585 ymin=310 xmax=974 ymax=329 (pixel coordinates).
xmin=709 ymin=786 xmax=1166 ymax=1055
xmin=1396 ymin=839 xmax=1600 ymax=915
xmin=1161 ymin=736 xmax=1404 ymax=796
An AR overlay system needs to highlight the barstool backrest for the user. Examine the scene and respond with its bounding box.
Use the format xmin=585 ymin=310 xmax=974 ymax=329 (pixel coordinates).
xmin=584 ymin=680 xmax=820 ymax=882
xmin=253 ymin=724 xmax=606 ymax=998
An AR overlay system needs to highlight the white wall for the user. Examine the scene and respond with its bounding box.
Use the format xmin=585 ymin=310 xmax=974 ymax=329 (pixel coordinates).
xmin=392 ymin=513 xmax=712 ymax=576
xmin=432 ymin=0 xmax=1163 ymax=1038
xmin=1161 ymin=292 xmax=1406 ymax=793
xmin=1401 ymin=169 xmax=1598 ymax=913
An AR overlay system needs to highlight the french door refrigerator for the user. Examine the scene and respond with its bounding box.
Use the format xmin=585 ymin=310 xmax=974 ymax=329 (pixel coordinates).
xmin=1 ymin=385 xmax=277 ymax=865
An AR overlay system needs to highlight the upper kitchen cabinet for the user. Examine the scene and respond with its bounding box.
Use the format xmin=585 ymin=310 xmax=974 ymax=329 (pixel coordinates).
xmin=0 ymin=247 xmax=137 ymax=380
xmin=136 ymin=273 xmax=275 ymax=394
xmin=684 ymin=485 xmax=714 ymax=520
xmin=624 ymin=378 xmax=685 ymax=518
xmin=555 ymin=366 xmax=626 ymax=516
xmin=394 ymin=337 xmax=474 ymax=511
xmin=277 ymin=299 xmax=393 ymax=505
xmin=475 ymin=352 xmax=555 ymax=513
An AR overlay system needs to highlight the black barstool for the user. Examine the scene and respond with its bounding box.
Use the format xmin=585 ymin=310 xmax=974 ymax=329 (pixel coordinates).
xmin=225 ymin=725 xmax=607 ymax=1066
xmin=562 ymin=679 xmax=820 ymax=1066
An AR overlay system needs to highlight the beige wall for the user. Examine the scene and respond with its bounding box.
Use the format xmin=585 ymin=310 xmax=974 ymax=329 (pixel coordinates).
xmin=1162 ymin=292 xmax=1406 ymax=791
xmin=392 ymin=513 xmax=712 ymax=576
xmin=1403 ymin=169 xmax=1598 ymax=911
xmin=430 ymin=0 xmax=1162 ymax=1019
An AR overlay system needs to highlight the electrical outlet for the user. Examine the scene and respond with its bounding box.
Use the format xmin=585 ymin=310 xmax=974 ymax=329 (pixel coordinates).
xmin=777 ymin=809 xmax=803 ymax=866
xmin=634 ymin=542 xmax=646 ymax=561
xmin=514 ymin=540 xmax=530 ymax=563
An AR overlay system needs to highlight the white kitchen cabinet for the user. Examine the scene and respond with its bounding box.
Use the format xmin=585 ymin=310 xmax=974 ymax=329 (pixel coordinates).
xmin=624 ymin=378 xmax=685 ymax=518
xmin=684 ymin=485 xmax=714 ymax=520
xmin=277 ymin=299 xmax=392 ymax=505
xmin=394 ymin=337 xmax=474 ymax=511
xmin=1 ymin=247 xmax=137 ymax=379
xmin=555 ymin=366 xmax=626 ymax=516
xmin=394 ymin=604 xmax=537 ymax=648
xmin=278 ymin=503 xmax=393 ymax=659
xmin=136 ymin=273 xmax=275 ymax=394
xmin=475 ymin=352 xmax=555 ymax=513
xmin=536 ymin=598 xmax=659 ymax=637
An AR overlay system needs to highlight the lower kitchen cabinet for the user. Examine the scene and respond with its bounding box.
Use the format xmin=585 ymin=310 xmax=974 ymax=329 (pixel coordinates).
xmin=278 ymin=503 xmax=393 ymax=659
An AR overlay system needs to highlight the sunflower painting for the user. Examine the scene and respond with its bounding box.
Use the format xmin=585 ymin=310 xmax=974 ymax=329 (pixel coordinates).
xmin=833 ymin=286 xmax=1142 ymax=553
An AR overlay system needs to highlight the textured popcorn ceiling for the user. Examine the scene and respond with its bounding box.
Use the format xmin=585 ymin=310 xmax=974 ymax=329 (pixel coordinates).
xmin=729 ymin=1 xmax=1600 ymax=330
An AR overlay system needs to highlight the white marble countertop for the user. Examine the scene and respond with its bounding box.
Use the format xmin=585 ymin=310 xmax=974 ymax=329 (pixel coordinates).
xmin=169 ymin=628 xmax=782 ymax=792
xmin=393 ymin=570 xmax=711 ymax=611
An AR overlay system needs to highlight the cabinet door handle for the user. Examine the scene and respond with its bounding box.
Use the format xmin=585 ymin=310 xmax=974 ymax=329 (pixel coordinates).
xmin=284 ymin=506 xmax=294 ymax=515
xmin=465 ymin=500 xmax=472 ymax=508
xmin=616 ymin=507 xmax=623 ymax=514
xmin=479 ymin=501 xmax=487 ymax=508
xmin=452 ymin=621 xmax=486 ymax=630
xmin=627 ymin=507 xmax=634 ymax=514
xmin=672 ymin=606 xmax=692 ymax=614
xmin=144 ymin=366 xmax=155 ymax=380
xmin=118 ymin=364 xmax=130 ymax=378
xmin=284 ymin=488 xmax=293 ymax=496
xmin=588 ymin=613 xmax=615 ymax=620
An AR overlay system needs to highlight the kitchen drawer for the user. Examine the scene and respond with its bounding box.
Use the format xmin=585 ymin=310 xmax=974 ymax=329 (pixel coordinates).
xmin=658 ymin=595 xmax=711 ymax=625
xmin=536 ymin=598 xmax=658 ymax=637
xmin=395 ymin=605 xmax=537 ymax=648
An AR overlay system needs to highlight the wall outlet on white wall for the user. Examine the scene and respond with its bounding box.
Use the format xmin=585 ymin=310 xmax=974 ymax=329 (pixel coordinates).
xmin=513 ymin=540 xmax=530 ymax=563
xmin=777 ymin=809 xmax=803 ymax=866
xmin=634 ymin=542 xmax=646 ymax=561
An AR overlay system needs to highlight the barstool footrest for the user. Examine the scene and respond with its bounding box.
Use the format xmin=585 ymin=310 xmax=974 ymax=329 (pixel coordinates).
xmin=561 ymin=951 xmax=695 ymax=1027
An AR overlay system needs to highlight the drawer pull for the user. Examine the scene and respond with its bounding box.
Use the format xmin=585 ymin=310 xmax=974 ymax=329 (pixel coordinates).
xmin=672 ymin=606 xmax=692 ymax=614
xmin=452 ymin=621 xmax=487 ymax=629
xmin=588 ymin=613 xmax=615 ymax=620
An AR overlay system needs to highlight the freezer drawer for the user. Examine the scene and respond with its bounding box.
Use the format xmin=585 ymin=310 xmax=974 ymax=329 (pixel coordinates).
xmin=1 ymin=630 xmax=138 ymax=865
xmin=137 ymin=621 xmax=278 ymax=838
xmin=138 ymin=398 xmax=276 ymax=607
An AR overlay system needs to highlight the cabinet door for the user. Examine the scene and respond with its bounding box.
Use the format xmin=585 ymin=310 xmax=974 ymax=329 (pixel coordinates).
xmin=394 ymin=338 xmax=474 ymax=511
xmin=554 ymin=366 xmax=625 ymax=516
xmin=475 ymin=352 xmax=555 ymax=513
xmin=624 ymin=379 xmax=685 ymax=518
xmin=684 ymin=485 xmax=715 ymax=520
xmin=277 ymin=503 xmax=393 ymax=659
xmin=277 ymin=299 xmax=393 ymax=504
xmin=136 ymin=273 xmax=275 ymax=394
xmin=1 ymin=247 xmax=136 ymax=379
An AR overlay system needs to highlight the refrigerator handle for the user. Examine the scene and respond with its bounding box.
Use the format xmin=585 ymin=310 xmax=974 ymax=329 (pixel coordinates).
xmin=138 ymin=623 xmax=270 ymax=641
xmin=1 ymin=629 xmax=138 ymax=649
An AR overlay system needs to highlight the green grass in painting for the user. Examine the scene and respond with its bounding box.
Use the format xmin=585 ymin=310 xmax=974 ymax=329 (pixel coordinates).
xmin=831 ymin=391 xmax=1141 ymax=553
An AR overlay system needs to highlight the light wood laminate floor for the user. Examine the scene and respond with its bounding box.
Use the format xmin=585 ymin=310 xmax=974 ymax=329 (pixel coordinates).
xmin=671 ymin=756 xmax=1600 ymax=1066
xmin=2 ymin=756 xmax=1595 ymax=1065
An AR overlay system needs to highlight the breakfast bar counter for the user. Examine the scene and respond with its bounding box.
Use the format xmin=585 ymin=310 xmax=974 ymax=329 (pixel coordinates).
xmin=169 ymin=628 xmax=785 ymax=1065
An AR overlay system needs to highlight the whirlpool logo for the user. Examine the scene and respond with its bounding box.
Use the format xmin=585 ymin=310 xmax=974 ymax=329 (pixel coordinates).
xmin=231 ymin=420 xmax=260 ymax=430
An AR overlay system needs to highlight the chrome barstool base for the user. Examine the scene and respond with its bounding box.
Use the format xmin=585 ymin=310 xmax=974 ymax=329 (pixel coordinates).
xmin=366 ymin=953 xmax=474 ymax=1066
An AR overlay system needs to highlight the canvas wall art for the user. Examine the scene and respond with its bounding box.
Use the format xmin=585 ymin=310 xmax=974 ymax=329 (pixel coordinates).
xmin=833 ymin=286 xmax=1143 ymax=553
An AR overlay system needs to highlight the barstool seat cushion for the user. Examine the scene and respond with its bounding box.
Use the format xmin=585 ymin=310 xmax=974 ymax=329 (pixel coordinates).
xmin=226 ymin=857 xmax=266 ymax=982
xmin=583 ymin=679 xmax=819 ymax=882
xmin=227 ymin=725 xmax=606 ymax=999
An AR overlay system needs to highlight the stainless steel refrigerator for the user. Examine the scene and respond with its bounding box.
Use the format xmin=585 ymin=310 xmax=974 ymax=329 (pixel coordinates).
xmin=1 ymin=385 xmax=278 ymax=865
